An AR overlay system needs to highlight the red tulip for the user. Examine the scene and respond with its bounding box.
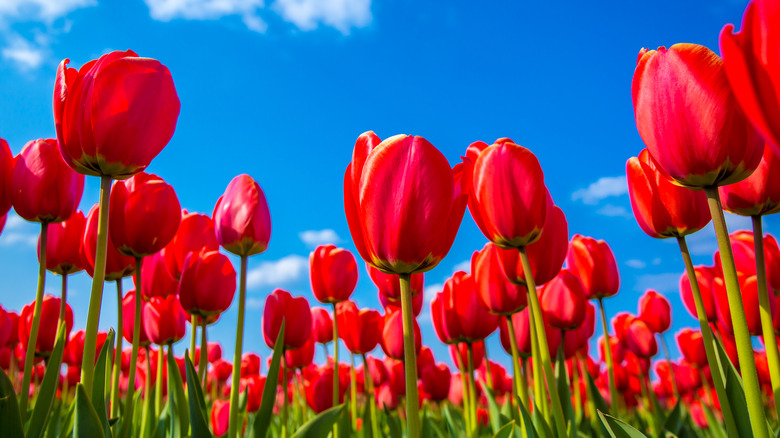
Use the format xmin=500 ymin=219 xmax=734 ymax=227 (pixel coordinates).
xmin=0 ymin=307 xmax=12 ymax=348
xmin=122 ymin=290 xmax=150 ymax=346
xmin=367 ymin=263 xmax=424 ymax=300
xmin=539 ymin=270 xmax=586 ymax=330
xmin=84 ymin=204 xmax=135 ymax=280
xmin=638 ymin=290 xmax=672 ymax=333
xmin=54 ymin=50 xmax=180 ymax=178
xmin=210 ymin=399 xmax=230 ymax=437
xmin=344 ymin=132 xmax=467 ymax=274
xmin=376 ymin=382 xmax=399 ymax=410
xmin=11 ymin=139 xmax=84 ymax=223
xmin=416 ymin=346 xmax=435 ymax=376
xmin=213 ymin=174 xmax=271 ymax=257
xmin=566 ymin=235 xmax=620 ymax=300
xmin=471 ymin=243 xmax=528 ymax=315
xmin=178 ymin=249 xmax=236 ymax=317
xmin=421 ymin=363 xmax=451 ymax=402
xmin=262 ymin=289 xmax=311 ymax=350
xmin=633 ymin=44 xmax=763 ymax=188
xmin=239 ymin=375 xmax=266 ymax=413
xmin=40 ymin=210 xmax=88 ymax=275
xmin=211 ymin=358 xmax=233 ymax=382
xmin=563 ymin=302 xmax=595 ymax=358
xmin=626 ymin=148 xmax=711 ymax=238
xmin=310 ymin=244 xmax=358 ymax=304
xmin=6 ymin=311 xmax=19 ymax=346
xmin=717 ymin=231 xmax=780 ymax=289
xmin=137 ymin=251 xmax=178 ymax=299
xmin=499 ymin=308 xmax=561 ymax=357
xmin=715 ymin=275 xmax=772 ymax=336
xmin=676 ymin=328 xmax=707 ymax=368
xmin=19 ymin=295 xmax=73 ymax=356
xmin=378 ymin=287 xmax=424 ymax=317
xmin=448 ymin=373 xmax=466 ymax=406
xmin=464 ymin=138 xmax=547 ymax=248
xmin=285 ymin=336 xmax=314 ymax=369
xmin=305 ymin=367 xmax=347 ymax=413
xmin=380 ymin=308 xmax=420 ymax=360
xmin=720 ymin=146 xmax=780 ymax=216
xmin=62 ymin=330 xmax=107 ymax=369
xmin=143 ymin=295 xmax=187 ymax=345
xmin=612 ymin=312 xmax=635 ymax=348
xmin=679 ymin=265 xmax=718 ymax=322
xmin=0 ymin=138 xmax=12 ymax=217
xmin=336 ymin=301 xmax=382 ymax=355
xmin=109 ymin=172 xmax=181 ymax=258
xmin=433 ymin=271 xmax=499 ymax=343
xmin=162 ymin=211 xmax=219 ymax=280
xmin=449 ymin=341 xmax=485 ymax=370
xmin=365 ymin=355 xmax=388 ymax=387
xmin=310 ymin=307 xmax=333 ymax=344
xmin=624 ymin=318 xmax=658 ymax=358
xmin=0 ymin=214 xmax=5 ymax=235
xmin=599 ymin=335 xmax=626 ymax=365
xmin=720 ymin=0 xmax=780 ymax=156
xmin=240 ymin=353 xmax=261 ymax=377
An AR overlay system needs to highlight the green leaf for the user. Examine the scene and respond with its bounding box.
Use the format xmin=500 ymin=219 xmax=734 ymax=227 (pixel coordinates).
xmin=493 ymin=421 xmax=517 ymax=438
xmin=75 ymin=384 xmax=106 ymax=438
xmin=585 ymin=372 xmax=609 ymax=416
xmin=699 ymin=402 xmax=726 ymax=438
xmin=597 ymin=411 xmax=647 ymax=438
xmin=45 ymin=400 xmax=62 ymax=438
xmin=166 ymin=345 xmax=188 ymax=437
xmin=663 ymin=401 xmax=682 ymax=436
xmin=555 ymin=353 xmax=575 ymax=438
xmin=0 ymin=366 xmax=24 ymax=438
xmin=441 ymin=403 xmax=465 ymax=438
xmin=91 ymin=329 xmax=114 ymax=438
xmin=27 ymin=321 xmax=69 ymax=438
xmin=384 ymin=405 xmax=402 ymax=438
xmin=481 ymin=381 xmax=504 ymax=434
xmin=290 ymin=404 xmax=346 ymax=438
xmin=59 ymin=397 xmax=76 ymax=438
xmin=253 ymin=320 xmax=285 ymax=438
xmin=531 ymin=406 xmax=553 ymax=438
xmin=184 ymin=353 xmax=211 ymax=438
xmin=712 ymin=336 xmax=754 ymax=438
xmin=515 ymin=396 xmax=536 ymax=438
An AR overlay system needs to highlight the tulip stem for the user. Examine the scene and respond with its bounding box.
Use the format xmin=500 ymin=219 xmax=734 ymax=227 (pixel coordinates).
xmin=527 ymin=302 xmax=546 ymax=418
xmin=199 ymin=320 xmax=208 ymax=388
xmin=454 ymin=346 xmax=471 ymax=432
xmin=597 ymin=298 xmax=619 ymax=413
xmin=141 ymin=346 xmax=153 ymax=436
xmin=190 ymin=315 xmax=197 ymax=367
xmin=677 ymin=235 xmax=738 ymax=437
xmin=483 ymin=341 xmax=493 ymax=391
xmin=704 ymin=187 xmax=769 ymax=438
xmin=349 ymin=353 xmax=358 ymax=431
xmin=282 ymin=348 xmax=288 ymax=438
xmin=228 ymin=255 xmax=247 ymax=438
xmin=59 ymin=273 xmax=68 ymax=326
xmin=155 ymin=344 xmax=163 ymax=415
xmin=752 ymin=215 xmax=780 ymax=421
xmin=466 ymin=343 xmax=478 ymax=435
xmin=19 ymin=221 xmax=48 ymax=419
xmin=658 ymin=335 xmax=679 ymax=401
xmin=518 ymin=247 xmax=567 ymax=437
xmin=124 ymin=257 xmax=144 ymax=426
xmin=332 ymin=302 xmax=340 ymax=411
xmin=520 ymin=356 xmax=529 ymax=411
xmin=505 ymin=314 xmax=528 ymax=411
xmin=398 ymin=273 xmax=420 ymax=438
xmin=81 ymin=175 xmax=113 ymax=397
xmin=362 ymin=353 xmax=381 ymax=438
xmin=111 ymin=280 xmax=123 ymax=421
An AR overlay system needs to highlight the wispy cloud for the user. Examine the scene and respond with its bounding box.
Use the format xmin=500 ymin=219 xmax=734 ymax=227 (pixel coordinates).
xmin=571 ymin=176 xmax=627 ymax=205
xmin=0 ymin=232 xmax=38 ymax=247
xmin=299 ymin=229 xmax=341 ymax=247
xmin=685 ymin=213 xmax=754 ymax=256
xmin=246 ymin=254 xmax=308 ymax=289
xmin=144 ymin=0 xmax=268 ymax=32
xmin=633 ymin=272 xmax=680 ymax=294
xmin=451 ymin=259 xmax=470 ymax=274
xmin=595 ymin=204 xmax=630 ymax=218
xmin=625 ymin=259 xmax=646 ymax=269
xmin=272 ymin=0 xmax=371 ymax=33
xmin=423 ymin=283 xmax=442 ymax=304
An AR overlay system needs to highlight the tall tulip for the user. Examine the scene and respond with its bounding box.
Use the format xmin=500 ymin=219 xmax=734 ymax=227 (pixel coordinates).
xmin=336 ymin=301 xmax=382 ymax=355
xmin=539 ymin=270 xmax=586 ymax=330
xmin=471 ymin=243 xmax=528 ymax=316
xmin=39 ymin=210 xmax=87 ymax=325
xmin=311 ymin=307 xmax=333 ymax=346
xmin=0 ymin=138 xmax=12 ymax=218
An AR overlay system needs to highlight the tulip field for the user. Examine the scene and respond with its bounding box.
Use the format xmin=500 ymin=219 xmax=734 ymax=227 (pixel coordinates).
xmin=2 ymin=1 xmax=780 ymax=438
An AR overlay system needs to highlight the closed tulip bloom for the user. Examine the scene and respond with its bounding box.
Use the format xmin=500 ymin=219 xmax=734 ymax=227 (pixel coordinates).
xmin=310 ymin=244 xmax=358 ymax=303
xmin=19 ymin=295 xmax=73 ymax=356
xmin=421 ymin=363 xmax=451 ymax=402
xmin=178 ymin=249 xmax=237 ymax=317
xmin=497 ymin=198 xmax=569 ymax=286
xmin=539 ymin=270 xmax=586 ymax=330
xmin=11 ymin=139 xmax=84 ymax=223
xmin=336 ymin=301 xmax=382 ymax=355
xmin=416 ymin=346 xmax=435 ymax=376
xmin=717 ymin=231 xmax=780 ymax=287
xmin=40 ymin=210 xmax=88 ymax=275
xmin=471 ymin=243 xmax=528 ymax=315
xmin=0 ymin=307 xmax=12 ymax=348
xmin=599 ymin=335 xmax=626 ymax=365
xmin=109 ymin=172 xmax=181 ymax=258
xmin=720 ymin=0 xmax=780 ymax=156
xmin=380 ymin=308 xmax=421 ymax=361
xmin=499 ymin=308 xmax=561 ymax=357
xmin=138 ymin=251 xmax=178 ymax=299
xmin=6 ymin=312 xmax=20 ymax=347
xmin=240 ymin=375 xmax=266 ymax=413
xmin=143 ymin=294 xmax=187 ymax=345
xmin=638 ymin=290 xmax=672 ymax=333
xmin=626 ymin=148 xmax=711 ymax=238
xmin=305 ymin=368 xmax=346 ymax=413
xmin=720 ymin=146 xmax=780 ymax=216
xmin=263 ymin=289 xmax=311 ymax=350
xmin=213 ymin=174 xmax=271 ymax=257
xmin=625 ymin=319 xmax=658 ymax=358
xmin=566 ymin=235 xmax=620 ymax=299
xmin=367 ymin=263 xmax=424 ymax=300
xmin=83 ymin=204 xmax=135 ymax=280
xmin=366 ymin=355 xmax=388 ymax=387
xmin=240 ymin=353 xmax=261 ymax=377
xmin=376 ymin=382 xmax=399 ymax=410
xmin=633 ymin=44 xmax=763 ymax=188
xmin=210 ymin=399 xmax=230 ymax=437
xmin=344 ymin=132 xmax=467 ymax=274
xmin=62 ymin=330 xmax=107 ymax=369
xmin=378 ymin=287 xmax=424 ymax=317
xmin=161 ymin=211 xmax=219 ymax=280
xmin=0 ymin=139 xmax=12 ymax=217
xmin=122 ymin=290 xmax=149 ymax=346
xmin=310 ymin=308 xmax=333 ymax=344
xmin=677 ymin=328 xmax=708 ymax=368
xmin=612 ymin=312 xmax=636 ymax=349
xmin=449 ymin=341 xmax=485 ymax=371
xmin=285 ymin=336 xmax=314 ymax=369
xmin=715 ymin=275 xmax=771 ymax=336
xmin=679 ymin=265 xmax=718 ymax=322
xmin=563 ymin=302 xmax=596 ymax=358
xmin=53 ymin=50 xmax=180 ymax=178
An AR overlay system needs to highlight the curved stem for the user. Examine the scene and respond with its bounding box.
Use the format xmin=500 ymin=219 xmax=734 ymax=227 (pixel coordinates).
xmin=199 ymin=320 xmax=208 ymax=388
xmin=505 ymin=314 xmax=527 ymax=409
xmin=518 ymin=247 xmax=566 ymax=437
xmin=228 ymin=255 xmax=248 ymax=438
xmin=659 ymin=334 xmax=679 ymax=401
xmin=81 ymin=175 xmax=112 ymax=396
xmin=752 ymin=215 xmax=780 ymax=421
xmin=398 ymin=273 xmax=420 ymax=438
xmin=124 ymin=257 xmax=144 ymax=421
xmin=597 ymin=298 xmax=619 ymax=413
xmin=704 ymin=187 xmax=769 ymax=438
xmin=466 ymin=343 xmax=478 ymax=436
xmin=111 ymin=280 xmax=124 ymax=420
xmin=19 ymin=221 xmax=48 ymax=418
xmin=362 ymin=353 xmax=381 ymax=438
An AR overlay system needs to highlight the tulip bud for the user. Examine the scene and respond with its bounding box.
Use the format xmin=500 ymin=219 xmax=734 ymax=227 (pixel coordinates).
xmin=262 ymin=289 xmax=311 ymax=350
xmin=421 ymin=363 xmax=451 ymax=402
xmin=0 ymin=139 xmax=12 ymax=217
xmin=539 ymin=270 xmax=586 ymax=330
xmin=471 ymin=243 xmax=528 ymax=315
xmin=638 ymin=290 xmax=672 ymax=333
xmin=143 ymin=295 xmax=187 ymax=345
xmin=19 ymin=295 xmax=73 ymax=356
xmin=336 ymin=301 xmax=382 ymax=355
xmin=310 ymin=245 xmax=358 ymax=304
xmin=213 ymin=174 xmax=271 ymax=257
xmin=566 ymin=235 xmax=620 ymax=300
xmin=310 ymin=308 xmax=333 ymax=345
xmin=40 ymin=210 xmax=88 ymax=275
xmin=83 ymin=204 xmax=135 ymax=280
xmin=178 ymin=249 xmax=236 ymax=317
xmin=380 ymin=308 xmax=420 ymax=361
xmin=122 ymin=290 xmax=150 ymax=346
xmin=367 ymin=263 xmax=424 ymax=300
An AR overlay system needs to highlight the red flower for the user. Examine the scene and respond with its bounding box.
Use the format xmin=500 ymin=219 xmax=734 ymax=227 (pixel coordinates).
xmin=499 ymin=308 xmax=561 ymax=358
xmin=53 ymin=50 xmax=180 ymax=178
xmin=62 ymin=329 xmax=107 ymax=369
xmin=138 ymin=251 xmax=178 ymax=299
xmin=262 ymin=289 xmax=311 ymax=350
xmin=624 ymin=318 xmax=658 ymax=358
xmin=378 ymin=286 xmax=424 ymax=317
xmin=432 ymin=271 xmax=499 ymax=344
xmin=344 ymin=132 xmax=467 ymax=274
xmin=366 ymin=263 xmax=424 ymax=300
xmin=143 ymin=294 xmax=187 ymax=345
xmin=310 ymin=244 xmax=357 ymax=304
xmin=178 ymin=249 xmax=236 ymax=317
xmin=310 ymin=307 xmax=333 ymax=345
xmin=39 ymin=210 xmax=88 ymax=275
xmin=305 ymin=367 xmax=347 ymax=413
xmin=679 ymin=265 xmax=718 ymax=322
xmin=471 ymin=243 xmax=528 ymax=315
xmin=714 ymin=274 xmax=771 ymax=336
xmin=676 ymin=328 xmax=707 ymax=368
xmin=240 ymin=353 xmax=260 ymax=377
xmin=421 ymin=363 xmax=451 ymax=402
xmin=563 ymin=302 xmax=595 ymax=358
xmin=11 ymin=139 xmax=84 ymax=223
xmin=0 ymin=138 xmax=12 ymax=217
xmin=83 ymin=204 xmax=135 ymax=281
xmin=449 ymin=341 xmax=485 ymax=370
xmin=19 ymin=295 xmax=73 ymax=356
xmin=336 ymin=301 xmax=382 ymax=355
xmin=122 ymin=290 xmax=149 ymax=346
xmin=0 ymin=306 xmax=12 ymax=348
xmin=566 ymin=235 xmax=620 ymax=300
xmin=161 ymin=211 xmax=219 ymax=280
xmin=109 ymin=172 xmax=181 ymax=258
xmin=210 ymin=399 xmax=230 ymax=437
xmin=285 ymin=336 xmax=314 ymax=369
xmin=720 ymin=146 xmax=780 ymax=216
xmin=638 ymin=290 xmax=671 ymax=333
xmin=380 ymin=308 xmax=420 ymax=361
xmin=632 ymin=44 xmax=763 ymax=188
xmin=213 ymin=174 xmax=271 ymax=257
xmin=540 ymin=270 xmax=586 ymax=330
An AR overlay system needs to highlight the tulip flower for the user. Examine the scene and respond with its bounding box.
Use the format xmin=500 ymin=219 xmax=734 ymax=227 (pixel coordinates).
xmin=421 ymin=363 xmax=451 ymax=402
xmin=211 ymin=399 xmax=230 ymax=437
xmin=336 ymin=301 xmax=382 ymax=355
xmin=376 ymin=382 xmax=399 ymax=410
xmin=539 ymin=270 xmax=586 ymax=330
xmin=471 ymin=243 xmax=528 ymax=315
xmin=679 ymin=265 xmax=718 ymax=322
xmin=638 ymin=290 xmax=671 ymax=334
xmin=366 ymin=263 xmax=424 ymax=301
xmin=714 ymin=275 xmax=771 ymax=337
xmin=162 ymin=211 xmax=219 ymax=280
xmin=83 ymin=205 xmax=135 ymax=281
xmin=137 ymin=251 xmax=178 ymax=300
xmin=240 ymin=375 xmax=266 ymax=413
xmin=677 ymin=328 xmax=707 ymax=369
xmin=380 ymin=308 xmax=421 ymax=361
xmin=305 ymin=367 xmax=347 ymax=413
xmin=19 ymin=295 xmax=72 ymax=357
xmin=563 ymin=302 xmax=595 ymax=358
xmin=0 ymin=138 xmax=12 ymax=218
xmin=499 ymin=309 xmax=561 ymax=359
xmin=179 ymin=249 xmax=237 ymax=318
xmin=143 ymin=294 xmax=187 ymax=346
xmin=122 ymin=290 xmax=150 ymax=347
xmin=378 ymin=287 xmax=424 ymax=316
xmin=624 ymin=318 xmax=658 ymax=359
xmin=285 ymin=337 xmax=314 ymax=370
xmin=310 ymin=245 xmax=358 ymax=304
xmin=310 ymin=307 xmax=333 ymax=345
xmin=263 ymin=289 xmax=312 ymax=351
xmin=0 ymin=307 xmax=12 ymax=349
xmin=720 ymin=146 xmax=780 ymax=217
xmin=62 ymin=330 xmax=107 ymax=370
xmin=40 ymin=210 xmax=87 ymax=277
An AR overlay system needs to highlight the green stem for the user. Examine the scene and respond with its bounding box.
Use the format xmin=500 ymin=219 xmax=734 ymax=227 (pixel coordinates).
xmin=350 ymin=353 xmax=357 ymax=431
xmin=454 ymin=345 xmax=471 ymax=432
xmin=155 ymin=344 xmax=163 ymax=415
xmin=466 ymin=343 xmax=478 ymax=436
xmin=331 ymin=303 xmax=340 ymax=438
xmin=518 ymin=247 xmax=567 ymax=437
xmin=141 ymin=346 xmax=153 ymax=436
xmin=199 ymin=319 xmax=208 ymax=389
xmin=190 ymin=315 xmax=197 ymax=367
xmin=677 ymin=235 xmax=738 ymax=437
xmin=483 ymin=341 xmax=493 ymax=391
xmin=597 ymin=298 xmax=619 ymax=412
xmin=124 ymin=257 xmax=144 ymax=423
xmin=228 ymin=255 xmax=248 ymax=438
xmin=111 ymin=280 xmax=124 ymax=420
xmin=704 ymin=187 xmax=769 ymax=438
xmin=572 ymin=355 xmax=581 ymax=419
xmin=752 ymin=215 xmax=780 ymax=421
xmin=59 ymin=273 xmax=68 ymax=326
xmin=282 ymin=348 xmax=288 ymax=438
xmin=398 ymin=273 xmax=420 ymax=438
xmin=520 ymin=357 xmax=529 ymax=411
xmin=527 ymin=300 xmax=546 ymax=418
xmin=19 ymin=221 xmax=48 ymax=418
xmin=505 ymin=314 xmax=527 ymax=410
xmin=81 ymin=175 xmax=113 ymax=396
xmin=659 ymin=334 xmax=679 ymax=401
xmin=362 ymin=353 xmax=381 ymax=438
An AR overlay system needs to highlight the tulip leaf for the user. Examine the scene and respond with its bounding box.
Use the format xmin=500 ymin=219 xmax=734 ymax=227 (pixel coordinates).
xmin=384 ymin=405 xmax=402 ymax=438
xmin=0 ymin=365 xmax=24 ymax=438
xmin=531 ymin=406 xmax=553 ymax=438
xmin=481 ymin=381 xmax=503 ymax=434
xmin=58 ymin=396 xmax=76 ymax=438
xmin=184 ymin=353 xmax=211 ymax=438
xmin=290 ymin=404 xmax=345 ymax=438
xmin=253 ymin=319 xmax=285 ymax=438
xmin=585 ymin=372 xmax=609 ymax=417
xmin=91 ymin=329 xmax=114 ymax=438
xmin=554 ymin=352 xmax=575 ymax=438
xmin=493 ymin=420 xmax=517 ymax=438
xmin=166 ymin=345 xmax=188 ymax=437
xmin=514 ymin=395 xmax=536 ymax=438
xmin=338 ymin=401 xmax=351 ymax=438
xmin=712 ymin=337 xmax=754 ymax=438
xmin=663 ymin=401 xmax=683 ymax=436
xmin=700 ymin=401 xmax=726 ymax=438
xmin=597 ymin=411 xmax=647 ymax=438
xmin=44 ymin=400 xmax=62 ymax=438
xmin=27 ymin=321 xmax=68 ymax=438
xmin=75 ymin=383 xmax=106 ymax=438
xmin=441 ymin=403 xmax=465 ymax=438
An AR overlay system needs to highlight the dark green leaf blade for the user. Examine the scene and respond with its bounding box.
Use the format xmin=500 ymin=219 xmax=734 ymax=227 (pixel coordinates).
xmin=75 ymin=383 xmax=106 ymax=438
xmin=28 ymin=321 xmax=69 ymax=438
xmin=290 ymin=404 xmax=346 ymax=438
xmin=253 ymin=320 xmax=285 ymax=438
xmin=184 ymin=353 xmax=211 ymax=438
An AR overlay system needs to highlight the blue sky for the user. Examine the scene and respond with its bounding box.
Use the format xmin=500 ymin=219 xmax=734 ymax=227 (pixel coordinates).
xmin=0 ymin=0 xmax=774 ymax=374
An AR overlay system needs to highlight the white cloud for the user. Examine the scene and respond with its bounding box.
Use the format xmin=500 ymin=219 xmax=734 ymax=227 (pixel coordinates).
xmin=0 ymin=0 xmax=94 ymax=22
xmin=423 ymin=283 xmax=442 ymax=304
xmin=571 ymin=176 xmax=628 ymax=205
xmin=144 ymin=0 xmax=267 ymax=32
xmin=625 ymin=259 xmax=646 ymax=269
xmin=272 ymin=0 xmax=371 ymax=33
xmin=299 ymin=229 xmax=341 ymax=247
xmin=1 ymin=34 xmax=44 ymax=69
xmin=4 ymin=212 xmax=26 ymax=231
xmin=633 ymin=272 xmax=680 ymax=294
xmin=595 ymin=204 xmax=630 ymax=218
xmin=246 ymin=297 xmax=264 ymax=310
xmin=246 ymin=254 xmax=308 ymax=289
xmin=451 ymin=260 xmax=470 ymax=274
xmin=0 ymin=232 xmax=38 ymax=247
